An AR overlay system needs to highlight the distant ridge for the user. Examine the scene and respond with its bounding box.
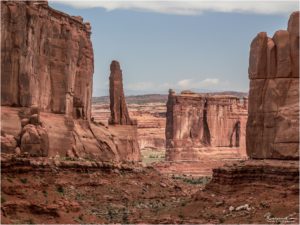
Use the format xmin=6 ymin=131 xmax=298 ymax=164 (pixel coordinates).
xmin=93 ymin=91 xmax=248 ymax=105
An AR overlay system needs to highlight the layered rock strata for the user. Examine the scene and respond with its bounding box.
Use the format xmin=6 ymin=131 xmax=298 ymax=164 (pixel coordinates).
xmin=1 ymin=0 xmax=93 ymax=120
xmin=247 ymin=11 xmax=299 ymax=159
xmin=165 ymin=90 xmax=248 ymax=161
xmin=1 ymin=1 xmax=140 ymax=162
xmin=208 ymin=12 xmax=299 ymax=194
xmin=208 ymin=160 xmax=299 ymax=189
xmin=92 ymin=102 xmax=166 ymax=152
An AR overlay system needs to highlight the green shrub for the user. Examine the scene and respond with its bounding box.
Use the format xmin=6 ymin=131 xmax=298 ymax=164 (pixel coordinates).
xmin=56 ymin=186 xmax=64 ymax=194
xmin=42 ymin=190 xmax=48 ymax=197
xmin=20 ymin=178 xmax=28 ymax=184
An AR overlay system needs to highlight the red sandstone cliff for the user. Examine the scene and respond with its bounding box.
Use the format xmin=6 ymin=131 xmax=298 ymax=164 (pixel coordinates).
xmin=247 ymin=11 xmax=299 ymax=159
xmin=0 ymin=1 xmax=140 ymax=162
xmin=206 ymin=11 xmax=299 ymax=201
xmin=165 ymin=90 xmax=248 ymax=161
xmin=1 ymin=0 xmax=93 ymax=120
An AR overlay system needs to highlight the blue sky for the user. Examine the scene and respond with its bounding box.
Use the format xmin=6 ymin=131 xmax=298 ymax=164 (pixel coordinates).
xmin=49 ymin=1 xmax=299 ymax=96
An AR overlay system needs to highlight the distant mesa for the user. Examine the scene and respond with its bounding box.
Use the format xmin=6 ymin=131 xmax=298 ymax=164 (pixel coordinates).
xmin=165 ymin=91 xmax=248 ymax=161
xmin=180 ymin=90 xmax=196 ymax=95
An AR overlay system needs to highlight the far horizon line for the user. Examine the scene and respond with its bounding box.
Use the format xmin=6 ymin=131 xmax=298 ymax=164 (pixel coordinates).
xmin=93 ymin=90 xmax=249 ymax=98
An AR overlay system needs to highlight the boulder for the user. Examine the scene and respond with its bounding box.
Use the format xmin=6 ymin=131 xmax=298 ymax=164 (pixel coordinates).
xmin=20 ymin=124 xmax=49 ymax=157
xmin=29 ymin=114 xmax=40 ymax=125
xmin=21 ymin=118 xmax=30 ymax=127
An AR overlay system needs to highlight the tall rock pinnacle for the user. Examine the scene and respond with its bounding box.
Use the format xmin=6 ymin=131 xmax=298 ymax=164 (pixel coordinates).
xmin=109 ymin=60 xmax=133 ymax=125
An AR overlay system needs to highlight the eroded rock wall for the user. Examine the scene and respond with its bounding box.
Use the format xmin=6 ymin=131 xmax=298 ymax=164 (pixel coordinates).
xmin=166 ymin=90 xmax=248 ymax=161
xmin=1 ymin=0 xmax=93 ymax=120
xmin=1 ymin=1 xmax=140 ymax=162
xmin=247 ymin=11 xmax=299 ymax=159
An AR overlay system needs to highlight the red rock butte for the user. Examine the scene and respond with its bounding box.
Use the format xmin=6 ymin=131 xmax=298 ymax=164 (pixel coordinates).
xmin=0 ymin=1 xmax=140 ymax=162
xmin=247 ymin=11 xmax=299 ymax=159
xmin=165 ymin=90 xmax=248 ymax=161
xmin=208 ymin=11 xmax=299 ymax=197
xmin=1 ymin=0 xmax=93 ymax=120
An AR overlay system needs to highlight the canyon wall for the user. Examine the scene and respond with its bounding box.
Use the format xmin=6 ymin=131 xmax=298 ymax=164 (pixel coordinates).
xmin=165 ymin=90 xmax=248 ymax=161
xmin=208 ymin=11 xmax=299 ymax=196
xmin=1 ymin=0 xmax=93 ymax=120
xmin=1 ymin=1 xmax=140 ymax=162
xmin=247 ymin=11 xmax=299 ymax=159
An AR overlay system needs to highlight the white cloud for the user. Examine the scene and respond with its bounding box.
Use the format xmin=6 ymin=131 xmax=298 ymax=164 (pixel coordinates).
xmin=50 ymin=0 xmax=299 ymax=16
xmin=201 ymin=78 xmax=219 ymax=86
xmin=126 ymin=78 xmax=224 ymax=92
xmin=177 ymin=78 xmax=220 ymax=89
xmin=177 ymin=79 xmax=192 ymax=89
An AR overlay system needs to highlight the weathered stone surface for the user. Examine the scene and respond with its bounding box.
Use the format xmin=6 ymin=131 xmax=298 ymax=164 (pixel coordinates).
xmin=207 ymin=159 xmax=299 ymax=189
xmin=106 ymin=60 xmax=141 ymax=161
xmin=29 ymin=114 xmax=40 ymax=125
xmin=20 ymin=124 xmax=49 ymax=157
xmin=108 ymin=125 xmax=141 ymax=162
xmin=273 ymin=30 xmax=292 ymax=77
xmin=0 ymin=133 xmax=17 ymax=153
xmin=1 ymin=1 xmax=93 ymax=120
xmin=246 ymin=11 xmax=299 ymax=159
xmin=288 ymin=11 xmax=300 ymax=78
xmin=1 ymin=105 xmax=140 ymax=161
xmin=248 ymin=32 xmax=268 ymax=79
xmin=165 ymin=90 xmax=248 ymax=161
xmin=266 ymin=38 xmax=276 ymax=78
xmin=1 ymin=2 xmax=140 ymax=162
xmin=14 ymin=147 xmax=21 ymax=155
xmin=109 ymin=60 xmax=133 ymax=125
xmin=1 ymin=107 xmax=22 ymax=137
xmin=21 ymin=118 xmax=30 ymax=127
